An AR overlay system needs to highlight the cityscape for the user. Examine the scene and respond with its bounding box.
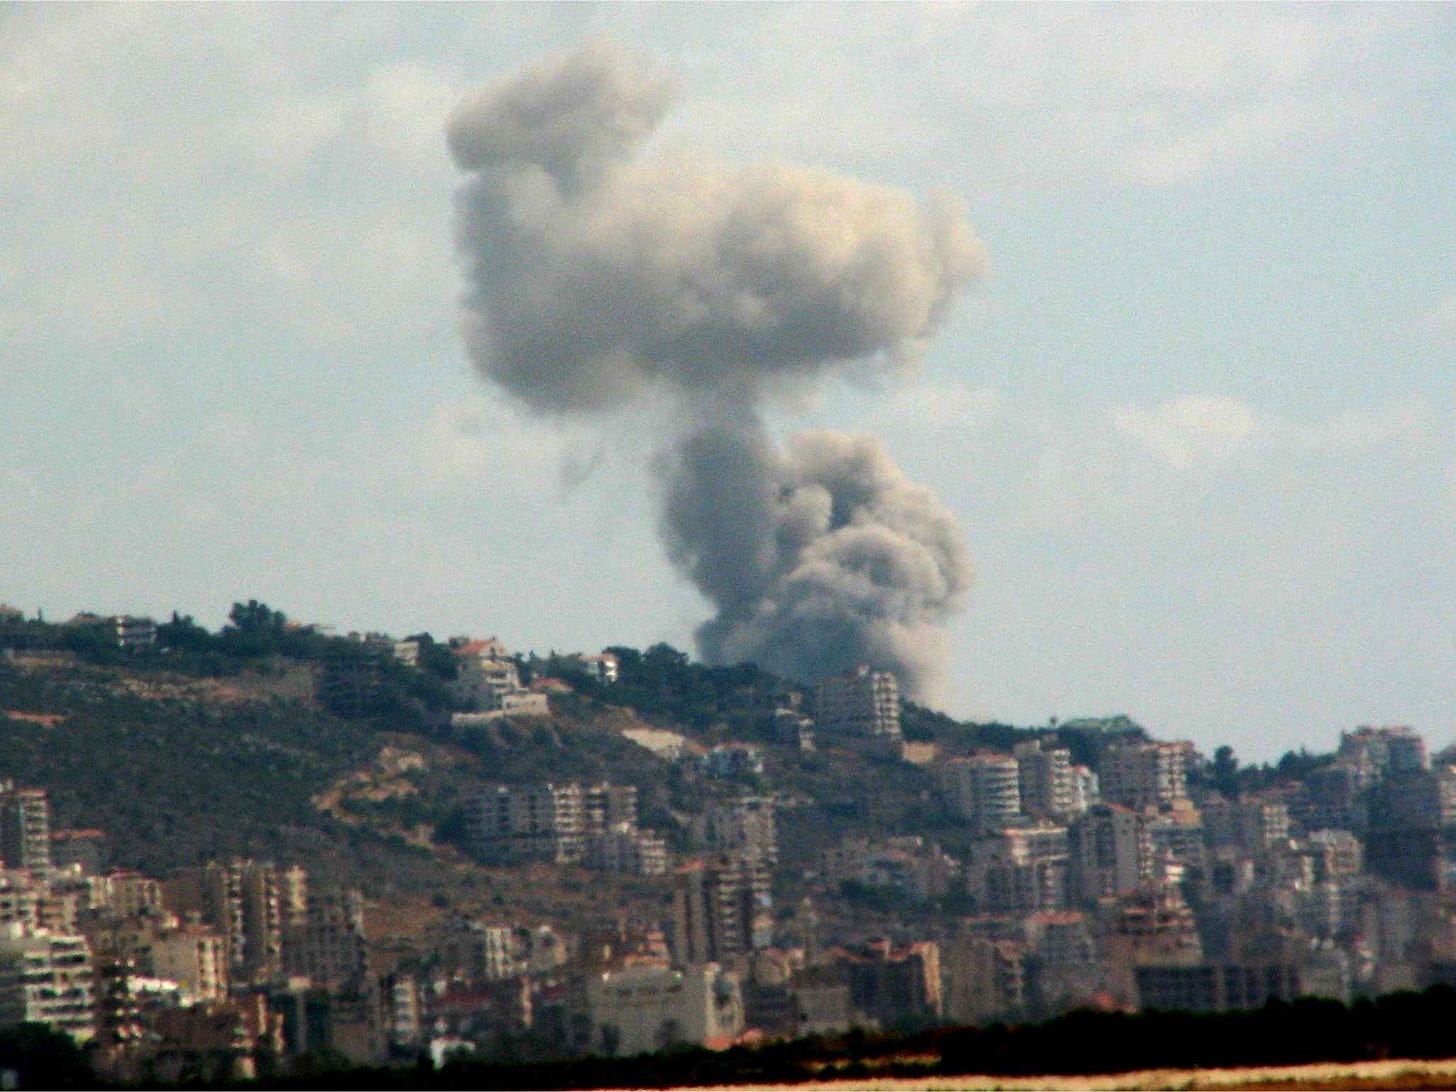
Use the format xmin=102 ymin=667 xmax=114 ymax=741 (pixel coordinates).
xmin=6 ymin=6 xmax=1456 ymax=1089
xmin=1 ymin=605 xmax=1455 ymax=1084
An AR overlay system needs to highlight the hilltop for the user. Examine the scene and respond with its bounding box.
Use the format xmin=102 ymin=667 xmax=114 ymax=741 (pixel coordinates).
xmin=0 ymin=602 xmax=1332 ymax=909
xmin=0 ymin=601 xmax=1082 ymax=957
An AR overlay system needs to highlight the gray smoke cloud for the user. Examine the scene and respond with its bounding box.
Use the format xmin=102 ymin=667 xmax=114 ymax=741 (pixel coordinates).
xmin=664 ymin=426 xmax=973 ymax=701
xmin=449 ymin=41 xmax=984 ymax=701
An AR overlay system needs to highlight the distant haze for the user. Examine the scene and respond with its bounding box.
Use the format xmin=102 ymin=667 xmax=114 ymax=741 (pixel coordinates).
xmin=449 ymin=42 xmax=984 ymax=700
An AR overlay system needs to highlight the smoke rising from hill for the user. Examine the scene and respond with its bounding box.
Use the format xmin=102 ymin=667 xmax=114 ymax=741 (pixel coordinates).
xmin=449 ymin=41 xmax=983 ymax=700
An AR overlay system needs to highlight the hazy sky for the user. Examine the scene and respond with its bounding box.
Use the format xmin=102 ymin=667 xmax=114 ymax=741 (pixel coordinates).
xmin=5 ymin=4 xmax=1454 ymax=762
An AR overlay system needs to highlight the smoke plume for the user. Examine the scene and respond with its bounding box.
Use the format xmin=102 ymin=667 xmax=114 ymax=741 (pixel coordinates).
xmin=449 ymin=41 xmax=984 ymax=700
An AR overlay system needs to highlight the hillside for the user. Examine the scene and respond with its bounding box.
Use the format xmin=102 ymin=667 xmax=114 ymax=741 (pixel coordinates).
xmin=0 ymin=615 xmax=1190 ymax=970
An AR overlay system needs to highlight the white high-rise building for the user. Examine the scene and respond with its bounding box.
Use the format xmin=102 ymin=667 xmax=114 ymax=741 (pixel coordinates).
xmin=0 ymin=924 xmax=96 ymax=1043
xmin=1098 ymin=740 xmax=1192 ymax=811
xmin=1014 ymin=740 xmax=1079 ymax=818
xmin=939 ymin=754 xmax=1023 ymax=833
xmin=813 ymin=666 xmax=901 ymax=743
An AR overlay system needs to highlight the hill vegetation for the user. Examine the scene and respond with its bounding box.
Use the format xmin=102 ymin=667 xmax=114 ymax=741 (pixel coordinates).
xmin=0 ymin=599 xmax=1340 ymax=949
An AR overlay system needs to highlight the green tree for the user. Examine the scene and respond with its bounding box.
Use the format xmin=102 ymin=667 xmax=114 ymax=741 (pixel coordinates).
xmin=220 ymin=599 xmax=288 ymax=658
xmin=157 ymin=611 xmax=215 ymax=652
xmin=1211 ymin=744 xmax=1240 ymax=799
xmin=407 ymin=633 xmax=458 ymax=681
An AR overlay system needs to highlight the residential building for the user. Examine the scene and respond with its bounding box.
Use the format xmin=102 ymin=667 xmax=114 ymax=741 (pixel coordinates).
xmin=943 ymin=935 xmax=1025 ymax=1025
xmin=1134 ymin=963 xmax=1301 ymax=1013
xmin=1220 ymin=798 xmax=1292 ymax=857
xmin=1304 ymin=829 xmax=1363 ymax=881
xmin=770 ymin=707 xmax=815 ymax=752
xmin=966 ymin=825 xmax=1068 ymax=916
xmin=0 ymin=782 xmax=51 ymax=882
xmin=451 ymin=639 xmax=549 ymax=719
xmin=813 ymin=666 xmax=901 ymax=744
xmin=673 ymin=857 xmax=772 ymax=967
xmin=50 ymin=830 xmax=105 ymax=876
xmin=452 ymin=640 xmax=517 ymax=705
xmin=938 ymin=753 xmax=1022 ymax=833
xmin=467 ymin=782 xmax=669 ymax=872
xmin=1023 ymin=911 xmax=1104 ymax=1018
xmin=466 ymin=783 xmax=586 ymax=865
xmin=584 ymin=825 xmax=670 ymax=877
xmin=0 ymin=924 xmax=96 ymax=1042
xmin=692 ymin=797 xmax=778 ymax=865
xmin=1068 ymin=805 xmax=1152 ymax=904
xmin=830 ymin=939 xmax=943 ymax=1028
xmin=1104 ymin=884 xmax=1204 ymax=1006
xmin=699 ymin=744 xmax=765 ymax=781
xmin=1437 ymin=764 xmax=1456 ymax=827
xmin=1097 ymin=740 xmax=1192 ymax=811
xmin=1072 ymin=765 xmax=1101 ymax=813
xmin=282 ymin=889 xmax=370 ymax=990
xmin=436 ymin=917 xmax=517 ymax=983
xmin=108 ymin=871 xmax=163 ymax=918
xmin=0 ymin=871 xmax=40 ymax=932
xmin=823 ymin=836 xmax=959 ymax=902
xmin=1339 ymin=725 xmax=1429 ymax=788
xmin=577 ymin=652 xmax=620 ymax=685
xmin=583 ymin=783 xmax=638 ymax=832
xmin=161 ymin=860 xmax=302 ymax=985
xmin=112 ymin=616 xmax=157 ymax=651
xmin=582 ymin=962 xmax=744 ymax=1056
xmin=1015 ymin=740 xmax=1079 ymax=819
xmin=1146 ymin=807 xmax=1207 ymax=883
xmin=148 ymin=924 xmax=229 ymax=1004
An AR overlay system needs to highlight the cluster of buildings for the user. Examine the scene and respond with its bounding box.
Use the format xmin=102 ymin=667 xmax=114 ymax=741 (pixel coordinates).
xmin=0 ymin=609 xmax=159 ymax=655
xmin=17 ymin=611 xmax=1456 ymax=1071
xmin=464 ymin=782 xmax=670 ymax=876
xmin=0 ymin=778 xmax=395 ymax=1081
xmin=804 ymin=721 xmax=1456 ymax=1028
xmin=438 ymin=638 xmax=551 ymax=722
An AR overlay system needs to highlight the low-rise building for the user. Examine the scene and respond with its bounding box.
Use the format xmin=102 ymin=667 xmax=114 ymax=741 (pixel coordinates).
xmin=1134 ymin=962 xmax=1302 ymax=1013
xmin=582 ymin=962 xmax=744 ymax=1056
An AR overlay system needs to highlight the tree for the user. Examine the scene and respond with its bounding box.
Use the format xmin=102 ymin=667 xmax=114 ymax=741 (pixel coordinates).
xmin=220 ymin=600 xmax=288 ymax=658
xmin=227 ymin=600 xmax=287 ymax=635
xmin=157 ymin=611 xmax=215 ymax=653
xmin=1211 ymin=745 xmax=1240 ymax=800
xmin=407 ymin=633 xmax=458 ymax=681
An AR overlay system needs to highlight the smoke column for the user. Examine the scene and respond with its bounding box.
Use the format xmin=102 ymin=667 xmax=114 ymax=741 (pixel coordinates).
xmin=449 ymin=41 xmax=985 ymax=701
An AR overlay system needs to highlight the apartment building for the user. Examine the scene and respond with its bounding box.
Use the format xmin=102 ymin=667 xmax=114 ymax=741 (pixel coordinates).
xmin=1014 ymin=740 xmax=1080 ymax=819
xmin=938 ymin=754 xmax=1022 ymax=833
xmin=282 ymin=889 xmax=370 ymax=991
xmin=1068 ymin=804 xmax=1153 ymax=904
xmin=1098 ymin=740 xmax=1193 ymax=811
xmin=0 ymin=782 xmax=51 ymax=882
xmin=0 ymin=924 xmax=96 ymax=1042
xmin=467 ymin=783 xmax=586 ymax=865
xmin=966 ymin=825 xmax=1069 ymax=916
xmin=162 ymin=860 xmax=306 ymax=986
xmin=673 ymin=856 xmax=773 ymax=967
xmin=582 ymin=962 xmax=744 ymax=1056
xmin=691 ymin=797 xmax=778 ymax=865
xmin=813 ymin=666 xmax=901 ymax=744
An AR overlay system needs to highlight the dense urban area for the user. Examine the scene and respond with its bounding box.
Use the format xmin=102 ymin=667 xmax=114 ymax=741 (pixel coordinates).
xmin=0 ymin=600 xmax=1454 ymax=1086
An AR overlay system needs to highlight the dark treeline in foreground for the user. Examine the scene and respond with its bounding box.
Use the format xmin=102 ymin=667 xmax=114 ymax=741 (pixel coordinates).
xmin=20 ymin=985 xmax=1456 ymax=1090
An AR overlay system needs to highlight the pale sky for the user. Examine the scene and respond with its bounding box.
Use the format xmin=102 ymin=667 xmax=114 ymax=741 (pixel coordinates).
xmin=5 ymin=4 xmax=1454 ymax=762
